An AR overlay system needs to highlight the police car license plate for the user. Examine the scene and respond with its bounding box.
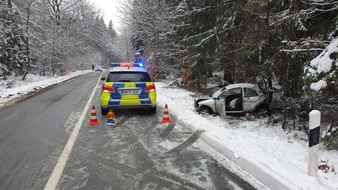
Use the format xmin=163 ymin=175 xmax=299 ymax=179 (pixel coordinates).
xmin=122 ymin=89 xmax=138 ymax=95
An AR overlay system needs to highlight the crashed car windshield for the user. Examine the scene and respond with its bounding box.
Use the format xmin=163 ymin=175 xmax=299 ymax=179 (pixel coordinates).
xmin=211 ymin=87 xmax=226 ymax=98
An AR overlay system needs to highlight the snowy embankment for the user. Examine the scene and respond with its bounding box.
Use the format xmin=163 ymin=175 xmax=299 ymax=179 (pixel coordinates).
xmin=0 ymin=71 xmax=92 ymax=107
xmin=156 ymin=82 xmax=338 ymax=190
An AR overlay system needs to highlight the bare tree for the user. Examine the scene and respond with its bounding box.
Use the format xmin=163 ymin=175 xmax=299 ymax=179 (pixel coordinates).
xmin=21 ymin=0 xmax=35 ymax=80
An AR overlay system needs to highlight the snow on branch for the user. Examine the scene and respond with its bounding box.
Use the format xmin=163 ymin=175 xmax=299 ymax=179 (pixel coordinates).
xmin=280 ymin=48 xmax=324 ymax=52
xmin=304 ymin=37 xmax=338 ymax=91
xmin=183 ymin=29 xmax=214 ymax=42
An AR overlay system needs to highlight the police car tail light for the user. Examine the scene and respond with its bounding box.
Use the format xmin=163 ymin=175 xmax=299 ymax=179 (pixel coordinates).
xmin=102 ymin=85 xmax=116 ymax=93
xmin=144 ymin=84 xmax=155 ymax=92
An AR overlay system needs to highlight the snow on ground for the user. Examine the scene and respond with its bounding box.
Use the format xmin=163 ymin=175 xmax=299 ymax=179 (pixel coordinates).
xmin=156 ymin=82 xmax=338 ymax=190
xmin=0 ymin=71 xmax=337 ymax=190
xmin=0 ymin=70 xmax=92 ymax=106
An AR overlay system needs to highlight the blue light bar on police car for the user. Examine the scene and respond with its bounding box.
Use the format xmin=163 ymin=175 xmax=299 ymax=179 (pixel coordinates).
xmin=110 ymin=62 xmax=144 ymax=68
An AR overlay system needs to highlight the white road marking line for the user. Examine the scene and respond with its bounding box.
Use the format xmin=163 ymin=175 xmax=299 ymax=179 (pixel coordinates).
xmin=44 ymin=75 xmax=101 ymax=190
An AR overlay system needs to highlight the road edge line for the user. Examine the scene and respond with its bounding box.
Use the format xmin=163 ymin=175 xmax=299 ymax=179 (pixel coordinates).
xmin=44 ymin=75 xmax=102 ymax=190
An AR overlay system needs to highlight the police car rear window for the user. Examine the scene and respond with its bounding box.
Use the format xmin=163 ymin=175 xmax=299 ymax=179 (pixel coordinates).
xmin=107 ymin=72 xmax=152 ymax=82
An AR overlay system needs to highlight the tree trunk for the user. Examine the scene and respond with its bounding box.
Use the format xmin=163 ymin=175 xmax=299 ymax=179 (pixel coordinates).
xmin=22 ymin=0 xmax=34 ymax=81
xmin=282 ymin=61 xmax=292 ymax=130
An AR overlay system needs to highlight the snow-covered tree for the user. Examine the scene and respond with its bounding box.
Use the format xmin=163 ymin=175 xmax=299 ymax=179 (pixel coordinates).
xmin=165 ymin=0 xmax=338 ymax=129
xmin=7 ymin=0 xmax=120 ymax=76
xmin=304 ymin=36 xmax=338 ymax=148
xmin=124 ymin=0 xmax=179 ymax=80
xmin=0 ymin=0 xmax=27 ymax=78
xmin=172 ymin=0 xmax=222 ymax=90
xmin=304 ymin=38 xmax=338 ymax=92
xmin=115 ymin=23 xmax=133 ymax=62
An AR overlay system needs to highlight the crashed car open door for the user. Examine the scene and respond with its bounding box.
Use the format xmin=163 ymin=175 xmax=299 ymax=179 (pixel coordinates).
xmin=214 ymin=91 xmax=227 ymax=116
xmin=215 ymin=87 xmax=244 ymax=116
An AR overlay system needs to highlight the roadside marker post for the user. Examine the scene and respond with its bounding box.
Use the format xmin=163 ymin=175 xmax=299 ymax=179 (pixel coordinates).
xmin=308 ymin=110 xmax=320 ymax=176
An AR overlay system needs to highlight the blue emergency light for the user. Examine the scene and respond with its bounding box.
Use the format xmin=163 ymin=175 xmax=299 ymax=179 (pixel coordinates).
xmin=137 ymin=62 xmax=144 ymax=67
xmin=110 ymin=62 xmax=144 ymax=68
xmin=110 ymin=62 xmax=119 ymax=67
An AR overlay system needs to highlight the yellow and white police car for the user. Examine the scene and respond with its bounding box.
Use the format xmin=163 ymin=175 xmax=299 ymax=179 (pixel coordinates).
xmin=100 ymin=62 xmax=157 ymax=115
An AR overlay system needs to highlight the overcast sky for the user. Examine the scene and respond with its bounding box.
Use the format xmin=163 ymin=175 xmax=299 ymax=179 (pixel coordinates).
xmin=89 ymin=0 xmax=125 ymax=30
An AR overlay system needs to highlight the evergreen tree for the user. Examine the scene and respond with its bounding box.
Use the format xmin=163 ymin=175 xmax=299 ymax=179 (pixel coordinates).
xmin=128 ymin=0 xmax=177 ymax=80
xmin=108 ymin=20 xmax=117 ymax=39
xmin=172 ymin=0 xmax=222 ymax=90
xmin=0 ymin=0 xmax=27 ymax=77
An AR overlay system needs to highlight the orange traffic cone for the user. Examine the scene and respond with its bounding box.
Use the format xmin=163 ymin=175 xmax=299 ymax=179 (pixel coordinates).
xmin=88 ymin=105 xmax=100 ymax=126
xmin=161 ymin=104 xmax=172 ymax=124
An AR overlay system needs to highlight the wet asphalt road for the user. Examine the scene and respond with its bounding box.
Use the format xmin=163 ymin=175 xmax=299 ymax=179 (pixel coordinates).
xmin=0 ymin=72 xmax=99 ymax=190
xmin=58 ymin=110 xmax=259 ymax=190
xmin=0 ymin=72 xmax=262 ymax=190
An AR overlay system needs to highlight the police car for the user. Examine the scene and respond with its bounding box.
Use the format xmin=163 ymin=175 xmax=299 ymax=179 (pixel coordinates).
xmin=95 ymin=64 xmax=103 ymax=72
xmin=100 ymin=62 xmax=157 ymax=115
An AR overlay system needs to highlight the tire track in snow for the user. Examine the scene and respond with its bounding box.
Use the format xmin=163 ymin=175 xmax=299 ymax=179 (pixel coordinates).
xmin=207 ymin=158 xmax=256 ymax=190
xmin=165 ymin=130 xmax=204 ymax=156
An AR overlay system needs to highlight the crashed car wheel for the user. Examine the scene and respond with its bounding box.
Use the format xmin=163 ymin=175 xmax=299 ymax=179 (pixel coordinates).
xmin=256 ymin=106 xmax=269 ymax=118
xmin=199 ymin=106 xmax=212 ymax=115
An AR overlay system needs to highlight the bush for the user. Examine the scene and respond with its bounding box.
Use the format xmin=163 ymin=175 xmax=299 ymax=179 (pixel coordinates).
xmin=322 ymin=122 xmax=338 ymax=150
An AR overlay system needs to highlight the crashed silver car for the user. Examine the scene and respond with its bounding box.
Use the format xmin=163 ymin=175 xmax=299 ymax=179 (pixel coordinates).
xmin=194 ymin=83 xmax=270 ymax=116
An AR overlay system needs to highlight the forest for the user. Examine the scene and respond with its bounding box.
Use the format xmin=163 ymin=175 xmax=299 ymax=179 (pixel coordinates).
xmin=1 ymin=0 xmax=337 ymax=148
xmin=0 ymin=0 xmax=119 ymax=79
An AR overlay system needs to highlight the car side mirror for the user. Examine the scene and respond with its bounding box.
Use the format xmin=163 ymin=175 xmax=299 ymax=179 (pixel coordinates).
xmin=101 ymin=77 xmax=106 ymax=81
xmin=213 ymin=97 xmax=219 ymax=100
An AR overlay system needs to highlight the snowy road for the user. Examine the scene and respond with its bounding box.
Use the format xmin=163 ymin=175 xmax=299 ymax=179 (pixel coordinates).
xmin=0 ymin=73 xmax=98 ymax=189
xmin=58 ymin=109 xmax=261 ymax=189
xmin=0 ymin=72 xmax=264 ymax=190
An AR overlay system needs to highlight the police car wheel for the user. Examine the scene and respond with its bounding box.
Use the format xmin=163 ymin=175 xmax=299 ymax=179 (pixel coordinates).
xmin=101 ymin=107 xmax=108 ymax=115
xmin=149 ymin=106 xmax=156 ymax=114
